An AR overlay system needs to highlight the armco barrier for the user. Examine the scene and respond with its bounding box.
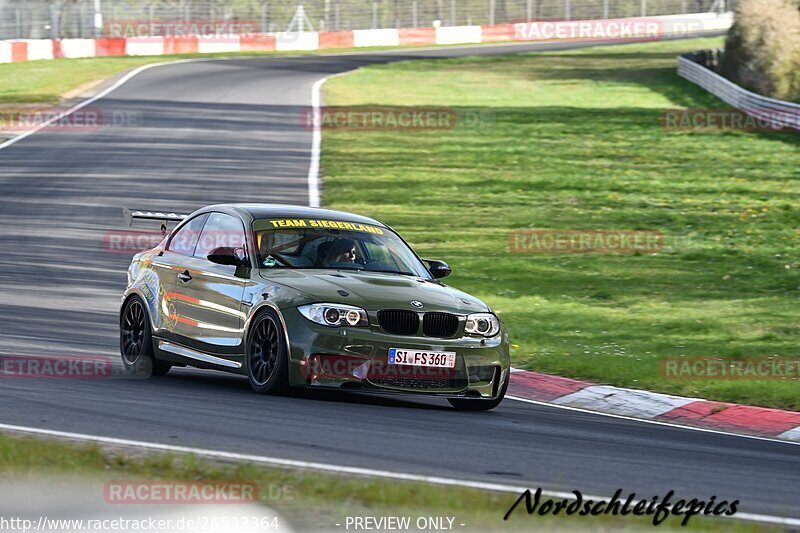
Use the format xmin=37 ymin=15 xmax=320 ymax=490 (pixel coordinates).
xmin=94 ymin=38 xmax=126 ymax=57
xmin=0 ymin=12 xmax=732 ymax=65
xmin=677 ymin=50 xmax=800 ymax=131
xmin=353 ymin=29 xmax=399 ymax=47
xmin=275 ymin=32 xmax=318 ymax=51
xmin=319 ymin=31 xmax=354 ymax=50
xmin=399 ymin=27 xmax=436 ymax=46
xmin=60 ymin=38 xmax=96 ymax=58
xmin=198 ymin=38 xmax=241 ymax=54
xmin=435 ymin=25 xmax=483 ymax=45
xmin=22 ymin=39 xmax=54 ymax=60
xmin=126 ymin=37 xmax=164 ymax=56
xmin=0 ymin=41 xmax=10 ymax=62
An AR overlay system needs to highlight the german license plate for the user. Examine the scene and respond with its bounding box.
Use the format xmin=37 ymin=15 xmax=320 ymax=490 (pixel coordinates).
xmin=388 ymin=348 xmax=456 ymax=368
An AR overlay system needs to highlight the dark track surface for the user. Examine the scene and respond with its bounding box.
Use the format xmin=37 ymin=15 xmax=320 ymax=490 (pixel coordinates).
xmin=2 ymin=34 xmax=797 ymax=523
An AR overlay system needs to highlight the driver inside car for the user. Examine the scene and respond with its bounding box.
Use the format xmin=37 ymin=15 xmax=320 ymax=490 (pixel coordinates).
xmin=323 ymin=238 xmax=358 ymax=266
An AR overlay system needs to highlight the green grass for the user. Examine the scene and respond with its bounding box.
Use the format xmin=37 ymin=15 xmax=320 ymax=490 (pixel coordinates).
xmin=322 ymin=37 xmax=800 ymax=410
xmin=0 ymin=433 xmax=776 ymax=532
xmin=0 ymin=56 xmax=161 ymax=104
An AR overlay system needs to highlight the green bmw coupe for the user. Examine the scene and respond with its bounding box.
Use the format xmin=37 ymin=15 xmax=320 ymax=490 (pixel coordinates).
xmin=120 ymin=204 xmax=510 ymax=410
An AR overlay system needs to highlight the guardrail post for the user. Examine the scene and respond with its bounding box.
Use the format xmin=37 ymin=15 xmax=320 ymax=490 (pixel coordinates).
xmin=603 ymin=0 xmax=609 ymax=18
xmin=412 ymin=0 xmax=418 ymax=27
xmin=49 ymin=2 xmax=60 ymax=39
xmin=451 ymin=0 xmax=456 ymax=25
xmin=526 ymin=0 xmax=532 ymax=21
xmin=79 ymin=1 xmax=87 ymax=38
xmin=641 ymin=0 xmax=647 ymax=16
xmin=93 ymin=0 xmax=102 ymax=38
xmin=489 ymin=0 xmax=495 ymax=25
xmin=565 ymin=0 xmax=571 ymax=20
xmin=372 ymin=1 xmax=378 ymax=28
xmin=15 ymin=7 xmax=22 ymax=39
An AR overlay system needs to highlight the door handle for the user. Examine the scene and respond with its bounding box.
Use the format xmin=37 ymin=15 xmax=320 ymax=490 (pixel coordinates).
xmin=178 ymin=270 xmax=192 ymax=283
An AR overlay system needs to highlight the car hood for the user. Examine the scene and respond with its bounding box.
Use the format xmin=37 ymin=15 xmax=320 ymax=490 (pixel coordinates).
xmin=258 ymin=269 xmax=489 ymax=314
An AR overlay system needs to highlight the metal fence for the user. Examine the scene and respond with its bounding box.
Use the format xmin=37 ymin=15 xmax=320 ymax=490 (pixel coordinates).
xmin=0 ymin=0 xmax=730 ymax=39
xmin=678 ymin=50 xmax=800 ymax=131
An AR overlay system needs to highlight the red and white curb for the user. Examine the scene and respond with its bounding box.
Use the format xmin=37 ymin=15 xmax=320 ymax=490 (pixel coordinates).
xmin=0 ymin=12 xmax=731 ymax=64
xmin=509 ymin=369 xmax=800 ymax=442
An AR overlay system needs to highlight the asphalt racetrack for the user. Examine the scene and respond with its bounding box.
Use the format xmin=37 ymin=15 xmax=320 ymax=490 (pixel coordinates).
xmin=1 ymin=34 xmax=798 ymax=524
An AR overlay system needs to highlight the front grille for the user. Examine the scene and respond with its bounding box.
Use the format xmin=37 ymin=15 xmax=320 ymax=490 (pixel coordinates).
xmin=367 ymin=362 xmax=465 ymax=391
xmin=369 ymin=376 xmax=456 ymax=390
xmin=377 ymin=310 xmax=419 ymax=335
xmin=423 ymin=312 xmax=459 ymax=338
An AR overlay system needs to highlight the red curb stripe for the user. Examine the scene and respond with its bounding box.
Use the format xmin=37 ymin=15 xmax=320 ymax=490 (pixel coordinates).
xmin=239 ymin=34 xmax=276 ymax=52
xmin=318 ymin=31 xmax=354 ymax=49
xmin=658 ymin=400 xmax=733 ymax=421
xmin=398 ymin=28 xmax=436 ymax=46
xmin=10 ymin=41 xmax=27 ymax=62
xmin=52 ymin=40 xmax=63 ymax=59
xmin=480 ymin=24 xmax=514 ymax=43
xmin=95 ymin=38 xmax=127 ymax=57
xmin=508 ymin=370 xmax=591 ymax=401
xmin=659 ymin=401 xmax=800 ymax=436
xmin=164 ymin=37 xmax=198 ymax=55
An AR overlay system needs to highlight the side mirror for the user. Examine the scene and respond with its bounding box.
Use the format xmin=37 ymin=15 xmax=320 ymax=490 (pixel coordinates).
xmin=208 ymin=247 xmax=248 ymax=267
xmin=425 ymin=259 xmax=451 ymax=279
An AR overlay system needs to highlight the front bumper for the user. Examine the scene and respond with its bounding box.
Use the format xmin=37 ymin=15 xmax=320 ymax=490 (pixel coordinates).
xmin=282 ymin=307 xmax=510 ymax=399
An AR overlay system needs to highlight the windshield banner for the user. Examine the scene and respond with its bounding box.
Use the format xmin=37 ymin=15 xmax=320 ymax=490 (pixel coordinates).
xmin=257 ymin=219 xmax=385 ymax=235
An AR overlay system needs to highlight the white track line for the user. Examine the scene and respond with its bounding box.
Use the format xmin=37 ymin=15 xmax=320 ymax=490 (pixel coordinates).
xmin=0 ymin=58 xmax=205 ymax=152
xmin=0 ymin=422 xmax=796 ymax=527
xmin=507 ymin=395 xmax=800 ymax=446
xmin=0 ymin=56 xmax=325 ymax=211
xmin=306 ymin=69 xmax=360 ymax=208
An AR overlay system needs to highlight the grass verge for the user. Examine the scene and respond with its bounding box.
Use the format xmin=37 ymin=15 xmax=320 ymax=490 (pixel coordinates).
xmin=322 ymin=37 xmax=800 ymax=410
xmin=0 ymin=433 xmax=777 ymax=532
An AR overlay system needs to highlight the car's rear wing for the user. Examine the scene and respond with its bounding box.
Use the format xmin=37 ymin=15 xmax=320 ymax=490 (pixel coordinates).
xmin=123 ymin=207 xmax=189 ymax=235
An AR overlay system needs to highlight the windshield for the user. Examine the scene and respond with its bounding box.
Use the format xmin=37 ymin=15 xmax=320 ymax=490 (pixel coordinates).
xmin=252 ymin=218 xmax=431 ymax=278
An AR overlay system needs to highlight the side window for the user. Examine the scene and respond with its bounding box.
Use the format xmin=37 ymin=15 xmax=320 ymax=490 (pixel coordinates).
xmin=167 ymin=214 xmax=209 ymax=255
xmin=194 ymin=212 xmax=247 ymax=260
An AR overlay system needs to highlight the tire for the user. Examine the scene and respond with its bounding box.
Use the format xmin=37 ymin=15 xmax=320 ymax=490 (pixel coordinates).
xmin=448 ymin=371 xmax=509 ymax=411
xmin=245 ymin=309 xmax=289 ymax=394
xmin=120 ymin=296 xmax=172 ymax=377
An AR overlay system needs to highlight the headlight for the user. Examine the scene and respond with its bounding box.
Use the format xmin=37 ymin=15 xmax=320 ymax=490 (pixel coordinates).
xmin=298 ymin=303 xmax=369 ymax=327
xmin=464 ymin=313 xmax=500 ymax=337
